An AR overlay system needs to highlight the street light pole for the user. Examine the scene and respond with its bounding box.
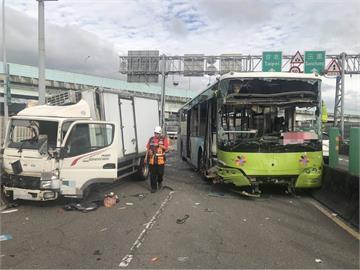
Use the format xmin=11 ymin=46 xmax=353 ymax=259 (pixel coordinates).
xmin=2 ymin=0 xmax=8 ymax=119
xmin=38 ymin=0 xmax=46 ymax=104
xmin=37 ymin=0 xmax=57 ymax=105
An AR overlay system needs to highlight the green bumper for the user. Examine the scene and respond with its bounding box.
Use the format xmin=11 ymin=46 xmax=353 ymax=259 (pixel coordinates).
xmin=217 ymin=150 xmax=323 ymax=188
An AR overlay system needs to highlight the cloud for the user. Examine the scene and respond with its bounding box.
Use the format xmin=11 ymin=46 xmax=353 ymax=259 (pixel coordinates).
xmin=3 ymin=0 xmax=360 ymax=113
xmin=2 ymin=7 xmax=120 ymax=78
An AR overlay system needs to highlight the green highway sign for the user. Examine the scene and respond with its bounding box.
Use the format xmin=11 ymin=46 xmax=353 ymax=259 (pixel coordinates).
xmin=304 ymin=51 xmax=325 ymax=74
xmin=262 ymin=51 xmax=282 ymax=72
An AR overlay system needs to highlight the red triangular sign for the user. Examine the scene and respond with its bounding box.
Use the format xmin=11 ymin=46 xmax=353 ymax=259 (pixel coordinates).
xmin=291 ymin=51 xmax=304 ymax=64
xmin=326 ymin=59 xmax=341 ymax=74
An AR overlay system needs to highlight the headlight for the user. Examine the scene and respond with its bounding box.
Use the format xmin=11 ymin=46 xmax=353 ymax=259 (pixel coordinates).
xmin=40 ymin=170 xmax=60 ymax=189
xmin=40 ymin=180 xmax=52 ymax=188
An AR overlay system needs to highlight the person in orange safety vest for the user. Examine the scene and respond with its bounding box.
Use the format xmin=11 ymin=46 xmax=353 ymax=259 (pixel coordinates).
xmin=146 ymin=126 xmax=169 ymax=193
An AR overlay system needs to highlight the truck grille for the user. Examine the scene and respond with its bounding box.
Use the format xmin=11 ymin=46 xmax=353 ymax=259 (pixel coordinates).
xmin=5 ymin=175 xmax=41 ymax=189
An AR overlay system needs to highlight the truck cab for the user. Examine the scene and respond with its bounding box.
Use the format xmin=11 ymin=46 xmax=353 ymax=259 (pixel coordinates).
xmin=2 ymin=100 xmax=118 ymax=201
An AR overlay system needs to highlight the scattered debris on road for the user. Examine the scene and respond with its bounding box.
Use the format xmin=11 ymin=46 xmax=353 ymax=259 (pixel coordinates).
xmin=195 ymin=202 xmax=200 ymax=206
xmin=118 ymin=206 xmax=127 ymax=210
xmin=177 ymin=256 xmax=189 ymax=262
xmin=1 ymin=209 xmax=18 ymax=214
xmin=151 ymin=257 xmax=159 ymax=262
xmin=93 ymin=250 xmax=102 ymax=256
xmin=176 ymin=214 xmax=190 ymax=224
xmin=130 ymin=193 xmax=147 ymax=200
xmin=63 ymin=202 xmax=99 ymax=213
xmin=99 ymin=228 xmax=108 ymax=232
xmin=0 ymin=234 xmax=13 ymax=242
xmin=163 ymin=185 xmax=174 ymax=191
xmin=232 ymin=190 xmax=260 ymax=198
xmin=125 ymin=202 xmax=134 ymax=206
xmin=204 ymin=208 xmax=215 ymax=213
xmin=265 ymin=217 xmax=270 ymax=220
xmin=104 ymin=192 xmax=119 ymax=208
xmin=331 ymin=213 xmax=338 ymax=217
xmin=242 ymin=218 xmax=247 ymax=222
xmin=315 ymin=258 xmax=322 ymax=263
xmin=208 ymin=192 xmax=225 ymax=198
xmin=25 ymin=217 xmax=29 ymax=221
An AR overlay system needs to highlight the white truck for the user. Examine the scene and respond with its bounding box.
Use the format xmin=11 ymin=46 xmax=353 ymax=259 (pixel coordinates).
xmin=1 ymin=89 xmax=159 ymax=201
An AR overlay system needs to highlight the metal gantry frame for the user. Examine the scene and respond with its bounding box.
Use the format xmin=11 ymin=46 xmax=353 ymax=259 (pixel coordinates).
xmin=119 ymin=52 xmax=360 ymax=136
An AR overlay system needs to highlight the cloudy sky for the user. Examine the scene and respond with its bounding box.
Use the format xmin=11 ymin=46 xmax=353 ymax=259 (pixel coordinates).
xmin=2 ymin=0 xmax=360 ymax=113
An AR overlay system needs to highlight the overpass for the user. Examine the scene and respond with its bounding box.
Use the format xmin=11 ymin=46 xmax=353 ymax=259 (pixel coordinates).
xmin=0 ymin=62 xmax=193 ymax=138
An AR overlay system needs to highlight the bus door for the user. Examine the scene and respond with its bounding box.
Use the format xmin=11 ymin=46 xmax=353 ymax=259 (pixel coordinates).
xmin=186 ymin=108 xmax=191 ymax=158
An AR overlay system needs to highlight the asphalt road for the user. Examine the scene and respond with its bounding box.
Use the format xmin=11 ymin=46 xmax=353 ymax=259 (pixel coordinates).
xmin=1 ymin=152 xmax=359 ymax=269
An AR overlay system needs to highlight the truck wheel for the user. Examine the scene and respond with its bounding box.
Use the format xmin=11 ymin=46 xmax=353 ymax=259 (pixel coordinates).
xmin=136 ymin=157 xmax=149 ymax=181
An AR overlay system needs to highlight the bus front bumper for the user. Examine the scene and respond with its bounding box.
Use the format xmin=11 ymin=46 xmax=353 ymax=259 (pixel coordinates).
xmin=216 ymin=166 xmax=322 ymax=188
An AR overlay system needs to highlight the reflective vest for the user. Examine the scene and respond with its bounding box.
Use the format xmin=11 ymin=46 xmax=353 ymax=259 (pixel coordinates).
xmin=148 ymin=136 xmax=166 ymax=165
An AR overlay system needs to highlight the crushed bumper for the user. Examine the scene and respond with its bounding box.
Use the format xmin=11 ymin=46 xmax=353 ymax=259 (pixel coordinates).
xmin=3 ymin=187 xmax=58 ymax=201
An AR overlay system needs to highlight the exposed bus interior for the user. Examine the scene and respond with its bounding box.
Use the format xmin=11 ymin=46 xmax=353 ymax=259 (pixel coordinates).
xmin=218 ymin=78 xmax=322 ymax=152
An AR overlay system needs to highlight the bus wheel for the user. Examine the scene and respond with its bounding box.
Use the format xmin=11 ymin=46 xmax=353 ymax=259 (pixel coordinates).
xmin=136 ymin=157 xmax=149 ymax=181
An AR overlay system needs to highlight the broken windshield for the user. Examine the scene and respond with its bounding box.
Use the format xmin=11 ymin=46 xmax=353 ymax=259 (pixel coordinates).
xmin=7 ymin=119 xmax=59 ymax=152
xmin=218 ymin=104 xmax=321 ymax=152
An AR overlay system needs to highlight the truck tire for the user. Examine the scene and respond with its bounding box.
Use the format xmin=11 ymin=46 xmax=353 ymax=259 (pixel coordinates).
xmin=136 ymin=157 xmax=149 ymax=181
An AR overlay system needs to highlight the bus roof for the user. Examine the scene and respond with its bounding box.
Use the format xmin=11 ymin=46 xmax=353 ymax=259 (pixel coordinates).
xmin=179 ymin=72 xmax=322 ymax=111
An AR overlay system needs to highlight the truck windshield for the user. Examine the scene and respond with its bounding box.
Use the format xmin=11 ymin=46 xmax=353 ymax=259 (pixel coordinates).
xmin=7 ymin=119 xmax=58 ymax=151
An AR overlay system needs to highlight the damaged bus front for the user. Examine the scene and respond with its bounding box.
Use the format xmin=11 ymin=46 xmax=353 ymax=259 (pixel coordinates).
xmin=217 ymin=73 xmax=323 ymax=192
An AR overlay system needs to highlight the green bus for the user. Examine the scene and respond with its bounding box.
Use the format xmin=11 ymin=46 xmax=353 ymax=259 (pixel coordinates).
xmin=178 ymin=72 xmax=324 ymax=193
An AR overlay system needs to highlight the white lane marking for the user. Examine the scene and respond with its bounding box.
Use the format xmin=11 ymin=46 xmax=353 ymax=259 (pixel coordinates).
xmin=118 ymin=191 xmax=175 ymax=268
xmin=308 ymin=199 xmax=360 ymax=240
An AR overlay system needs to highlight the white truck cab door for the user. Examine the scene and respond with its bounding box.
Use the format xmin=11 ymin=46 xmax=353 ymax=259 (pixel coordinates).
xmin=59 ymin=121 xmax=118 ymax=197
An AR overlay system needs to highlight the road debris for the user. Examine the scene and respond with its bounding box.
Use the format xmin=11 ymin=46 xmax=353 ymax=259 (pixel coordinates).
xmin=204 ymin=208 xmax=215 ymax=213
xmin=25 ymin=217 xmax=29 ymax=221
xmin=177 ymin=256 xmax=189 ymax=262
xmin=0 ymin=234 xmax=13 ymax=242
xmin=194 ymin=203 xmax=200 ymax=206
xmin=125 ymin=202 xmax=134 ymax=206
xmin=1 ymin=209 xmax=18 ymax=214
xmin=93 ymin=250 xmax=102 ymax=256
xmin=104 ymin=192 xmax=119 ymax=208
xmin=63 ymin=202 xmax=99 ymax=213
xmin=130 ymin=193 xmax=147 ymax=200
xmin=99 ymin=228 xmax=108 ymax=232
xmin=208 ymin=192 xmax=225 ymax=198
xmin=331 ymin=213 xmax=338 ymax=217
xmin=118 ymin=206 xmax=127 ymax=210
xmin=242 ymin=218 xmax=247 ymax=222
xmin=315 ymin=258 xmax=322 ymax=263
xmin=151 ymin=257 xmax=159 ymax=262
xmin=176 ymin=214 xmax=190 ymax=224
xmin=235 ymin=190 xmax=260 ymax=198
xmin=265 ymin=217 xmax=270 ymax=220
xmin=163 ymin=185 xmax=174 ymax=191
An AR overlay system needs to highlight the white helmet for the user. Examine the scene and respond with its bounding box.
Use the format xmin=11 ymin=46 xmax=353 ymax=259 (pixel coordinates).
xmin=154 ymin=126 xmax=162 ymax=134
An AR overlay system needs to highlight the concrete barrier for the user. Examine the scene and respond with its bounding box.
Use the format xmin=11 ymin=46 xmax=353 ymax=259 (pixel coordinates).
xmin=312 ymin=165 xmax=359 ymax=228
